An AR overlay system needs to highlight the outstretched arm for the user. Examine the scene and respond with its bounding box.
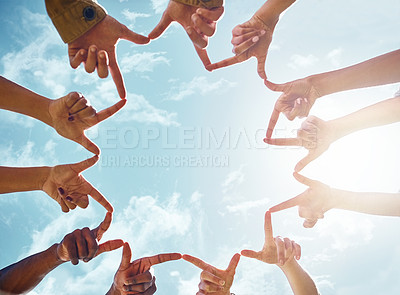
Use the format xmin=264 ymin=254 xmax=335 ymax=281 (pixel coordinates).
xmin=0 ymin=213 xmax=123 ymax=294
xmin=270 ymin=173 xmax=400 ymax=228
xmin=266 ymin=95 xmax=400 ymax=171
xmin=279 ymin=259 xmax=319 ymax=295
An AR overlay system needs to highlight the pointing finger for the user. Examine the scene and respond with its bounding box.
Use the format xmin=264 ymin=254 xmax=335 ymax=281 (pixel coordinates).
xmin=148 ymin=13 xmax=173 ymax=40
xmin=256 ymin=55 xmax=267 ymax=79
xmin=145 ymin=253 xmax=182 ymax=266
xmin=183 ymin=254 xmax=210 ymax=271
xmin=186 ymin=26 xmax=208 ymax=49
xmin=195 ymin=46 xmax=211 ymax=68
xmin=96 ymin=239 xmax=124 ymax=257
xmin=75 ymin=134 xmax=100 ymax=155
xmin=119 ymin=242 xmax=132 ymax=270
xmin=264 ymin=80 xmax=287 ymax=92
xmin=266 ymin=108 xmax=280 ymax=139
xmin=91 ymin=99 xmax=127 ymax=125
xmin=69 ymin=155 xmax=99 ymax=173
xmin=293 ymin=172 xmax=316 ymax=187
xmin=263 ymin=137 xmax=302 ymax=146
xmin=92 ymin=211 xmax=112 ymax=240
xmin=269 ymin=195 xmax=302 ymax=212
xmin=226 ymin=253 xmax=240 ymax=273
xmin=109 ymin=54 xmax=126 ymax=99
xmin=88 ymin=185 xmax=114 ymax=213
xmin=294 ymin=151 xmax=319 ymax=173
xmin=206 ymin=56 xmax=241 ymax=71
xmin=240 ymin=249 xmax=260 ymax=260
xmin=121 ymin=26 xmax=150 ymax=44
xmin=264 ymin=211 xmax=274 ymax=244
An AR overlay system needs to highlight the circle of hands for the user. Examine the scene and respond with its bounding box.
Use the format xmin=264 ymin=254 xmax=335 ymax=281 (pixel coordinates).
xmin=35 ymin=0 xmax=344 ymax=293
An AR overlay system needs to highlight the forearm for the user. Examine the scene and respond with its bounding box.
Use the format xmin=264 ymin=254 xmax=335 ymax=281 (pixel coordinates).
xmin=311 ymin=49 xmax=400 ymax=97
xmin=329 ymin=96 xmax=400 ymax=140
xmin=0 ymin=76 xmax=53 ymax=126
xmin=105 ymin=284 xmax=120 ymax=295
xmin=279 ymin=259 xmax=319 ymax=295
xmin=254 ymin=0 xmax=296 ymax=27
xmin=0 ymin=166 xmax=50 ymax=194
xmin=332 ymin=189 xmax=400 ymax=216
xmin=0 ymin=244 xmax=64 ymax=294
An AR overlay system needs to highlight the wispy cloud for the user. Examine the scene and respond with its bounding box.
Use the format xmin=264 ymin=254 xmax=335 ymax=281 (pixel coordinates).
xmin=151 ymin=0 xmax=169 ymax=14
xmin=288 ymin=54 xmax=319 ymax=70
xmin=121 ymin=51 xmax=170 ymax=73
xmin=122 ymin=9 xmax=151 ymax=25
xmin=166 ymin=76 xmax=236 ymax=101
xmin=222 ymin=167 xmax=245 ymax=195
xmin=326 ymin=47 xmax=343 ymax=67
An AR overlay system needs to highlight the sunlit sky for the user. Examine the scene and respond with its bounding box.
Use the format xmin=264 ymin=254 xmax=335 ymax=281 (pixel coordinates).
xmin=0 ymin=0 xmax=400 ymax=294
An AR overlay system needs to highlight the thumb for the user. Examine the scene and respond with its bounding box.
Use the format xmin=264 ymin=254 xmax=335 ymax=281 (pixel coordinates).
xmin=120 ymin=25 xmax=150 ymax=44
xmin=119 ymin=242 xmax=132 ymax=270
xmin=264 ymin=80 xmax=287 ymax=92
xmin=294 ymin=151 xmax=319 ymax=173
xmin=75 ymin=134 xmax=100 ymax=155
xmin=226 ymin=253 xmax=241 ymax=274
xmin=96 ymin=239 xmax=124 ymax=257
xmin=148 ymin=12 xmax=173 ymax=39
xmin=240 ymin=250 xmax=260 ymax=260
xmin=70 ymin=154 xmax=99 ymax=173
xmin=92 ymin=212 xmax=112 ymax=241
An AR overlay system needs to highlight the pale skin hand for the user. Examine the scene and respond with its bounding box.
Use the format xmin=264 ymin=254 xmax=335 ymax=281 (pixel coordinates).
xmin=49 ymin=92 xmax=126 ymax=155
xmin=206 ymin=16 xmax=274 ymax=79
xmin=148 ymin=1 xmax=224 ymax=68
xmin=57 ymin=212 xmax=124 ymax=265
xmin=68 ymin=15 xmax=150 ymax=99
xmin=265 ymin=116 xmax=335 ymax=172
xmin=241 ymin=211 xmax=301 ymax=265
xmin=108 ymin=242 xmax=182 ymax=295
xmin=183 ymin=253 xmax=241 ymax=295
xmin=264 ymin=78 xmax=322 ymax=139
xmin=270 ymin=172 xmax=333 ymax=228
xmin=42 ymin=155 xmax=114 ymax=213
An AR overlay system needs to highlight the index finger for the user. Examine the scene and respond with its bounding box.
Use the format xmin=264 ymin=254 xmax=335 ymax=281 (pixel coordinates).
xmin=96 ymin=239 xmax=124 ymax=257
xmin=146 ymin=253 xmax=182 ymax=266
xmin=183 ymin=254 xmax=210 ymax=271
xmin=264 ymin=137 xmax=302 ymax=146
xmin=264 ymin=211 xmax=274 ymax=244
xmin=269 ymin=195 xmax=302 ymax=213
xmin=89 ymin=185 xmax=114 ymax=213
xmin=194 ymin=46 xmax=211 ymax=68
xmin=266 ymin=108 xmax=280 ymax=139
xmin=206 ymin=56 xmax=241 ymax=71
xmin=92 ymin=211 xmax=112 ymax=240
xmin=109 ymin=54 xmax=126 ymax=99
xmin=91 ymin=99 xmax=127 ymax=124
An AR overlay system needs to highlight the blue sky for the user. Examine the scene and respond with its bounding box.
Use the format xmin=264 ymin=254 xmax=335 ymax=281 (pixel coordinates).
xmin=0 ymin=0 xmax=400 ymax=294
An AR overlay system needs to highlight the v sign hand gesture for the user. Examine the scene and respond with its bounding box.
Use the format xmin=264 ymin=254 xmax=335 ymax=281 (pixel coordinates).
xmin=49 ymin=92 xmax=126 ymax=155
xmin=148 ymin=0 xmax=224 ymax=69
xmin=241 ymin=211 xmax=301 ymax=266
xmin=68 ymin=15 xmax=150 ymax=99
xmin=183 ymin=253 xmax=240 ymax=295
xmin=109 ymin=242 xmax=181 ymax=295
xmin=42 ymin=155 xmax=113 ymax=213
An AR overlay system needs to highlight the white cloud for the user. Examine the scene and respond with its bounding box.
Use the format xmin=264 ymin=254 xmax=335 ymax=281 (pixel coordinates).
xmin=166 ymin=76 xmax=236 ymax=101
xmin=222 ymin=167 xmax=245 ymax=195
xmin=288 ymin=54 xmax=319 ymax=69
xmin=326 ymin=47 xmax=343 ymax=67
xmin=122 ymin=9 xmax=151 ymax=25
xmin=151 ymin=0 xmax=169 ymax=14
xmin=226 ymin=198 xmax=271 ymax=214
xmin=121 ymin=51 xmax=170 ymax=73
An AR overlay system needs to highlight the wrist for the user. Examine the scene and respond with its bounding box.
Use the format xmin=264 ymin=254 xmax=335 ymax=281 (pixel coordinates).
xmin=37 ymin=166 xmax=52 ymax=191
xmin=106 ymin=284 xmax=121 ymax=295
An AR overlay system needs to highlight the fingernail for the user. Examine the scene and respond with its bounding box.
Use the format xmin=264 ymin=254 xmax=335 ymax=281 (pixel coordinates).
xmin=219 ymin=280 xmax=225 ymax=286
xmin=99 ymin=52 xmax=105 ymax=58
xmin=68 ymin=115 xmax=74 ymax=121
xmin=297 ymin=256 xmax=300 ymax=260
xmin=80 ymin=50 xmax=85 ymax=56
xmin=252 ymin=36 xmax=259 ymax=43
xmin=58 ymin=187 xmax=65 ymax=195
xmin=66 ymin=196 xmax=73 ymax=202
xmin=280 ymin=259 xmax=284 ymax=265
xmin=90 ymin=47 xmax=96 ymax=53
xmin=83 ymin=258 xmax=89 ymax=262
xmin=232 ymin=48 xmax=236 ymax=54
xmin=260 ymin=30 xmax=266 ymax=35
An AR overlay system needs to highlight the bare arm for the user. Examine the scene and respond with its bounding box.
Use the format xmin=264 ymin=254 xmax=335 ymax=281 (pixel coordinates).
xmin=0 ymin=166 xmax=50 ymax=194
xmin=0 ymin=76 xmax=53 ymax=126
xmin=278 ymin=259 xmax=319 ymax=295
xmin=254 ymin=0 xmax=296 ymax=27
xmin=312 ymin=49 xmax=400 ymax=97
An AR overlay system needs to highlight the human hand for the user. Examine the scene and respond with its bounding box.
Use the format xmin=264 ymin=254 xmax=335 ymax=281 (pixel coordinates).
xmin=148 ymin=0 xmax=224 ymax=68
xmin=68 ymin=15 xmax=150 ymax=99
xmin=270 ymin=173 xmax=334 ymax=228
xmin=110 ymin=242 xmax=181 ymax=295
xmin=206 ymin=14 xmax=276 ymax=79
xmin=265 ymin=116 xmax=335 ymax=172
xmin=183 ymin=253 xmax=240 ymax=295
xmin=49 ymin=92 xmax=126 ymax=155
xmin=264 ymin=78 xmax=322 ymax=139
xmin=57 ymin=212 xmax=123 ymax=265
xmin=241 ymin=211 xmax=301 ymax=266
xmin=42 ymin=155 xmax=113 ymax=213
